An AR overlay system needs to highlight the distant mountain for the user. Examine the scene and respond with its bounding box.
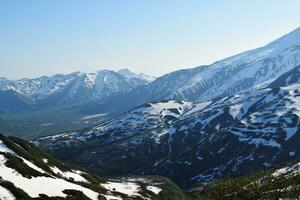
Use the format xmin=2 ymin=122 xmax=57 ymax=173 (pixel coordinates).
xmin=117 ymin=68 xmax=156 ymax=82
xmin=0 ymin=134 xmax=185 ymax=200
xmin=81 ymin=27 xmax=300 ymax=115
xmin=0 ymin=69 xmax=153 ymax=111
xmin=35 ymin=68 xmax=300 ymax=187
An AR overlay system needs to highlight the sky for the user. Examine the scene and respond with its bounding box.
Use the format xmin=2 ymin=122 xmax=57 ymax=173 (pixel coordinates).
xmin=1 ymin=0 xmax=300 ymax=79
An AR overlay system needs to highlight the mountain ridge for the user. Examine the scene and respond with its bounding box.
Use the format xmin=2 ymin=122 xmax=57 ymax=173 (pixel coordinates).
xmin=80 ymin=27 xmax=300 ymax=116
xmin=0 ymin=69 xmax=153 ymax=111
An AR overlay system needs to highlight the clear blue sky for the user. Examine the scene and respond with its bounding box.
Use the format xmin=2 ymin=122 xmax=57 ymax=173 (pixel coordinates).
xmin=1 ymin=0 xmax=300 ymax=79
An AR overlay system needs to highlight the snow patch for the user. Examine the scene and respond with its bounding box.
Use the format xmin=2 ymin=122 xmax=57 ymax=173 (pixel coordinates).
xmin=102 ymin=194 xmax=122 ymax=200
xmin=0 ymin=185 xmax=16 ymax=200
xmin=50 ymin=166 xmax=88 ymax=183
xmin=101 ymin=181 xmax=141 ymax=198
xmin=146 ymin=186 xmax=162 ymax=194
xmin=0 ymin=155 xmax=99 ymax=199
xmin=82 ymin=113 xmax=106 ymax=120
xmin=0 ymin=140 xmax=13 ymax=153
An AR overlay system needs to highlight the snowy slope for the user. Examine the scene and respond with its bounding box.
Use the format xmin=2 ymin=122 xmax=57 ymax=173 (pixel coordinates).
xmin=0 ymin=135 xmax=184 ymax=200
xmin=118 ymin=68 xmax=156 ymax=83
xmin=83 ymin=27 xmax=300 ymax=115
xmin=36 ymin=72 xmax=300 ymax=187
xmin=35 ymin=100 xmax=193 ymax=148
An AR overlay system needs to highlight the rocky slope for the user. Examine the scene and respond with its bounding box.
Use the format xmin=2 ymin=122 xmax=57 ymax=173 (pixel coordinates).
xmin=0 ymin=134 xmax=185 ymax=200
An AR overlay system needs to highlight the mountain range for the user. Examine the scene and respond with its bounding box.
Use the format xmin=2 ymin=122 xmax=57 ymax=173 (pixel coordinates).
xmin=0 ymin=69 xmax=154 ymax=112
xmin=2 ymin=28 xmax=300 ymax=116
xmin=32 ymin=27 xmax=300 ymax=190
xmin=80 ymin=27 xmax=300 ymax=115
xmin=2 ymin=27 xmax=300 ymax=199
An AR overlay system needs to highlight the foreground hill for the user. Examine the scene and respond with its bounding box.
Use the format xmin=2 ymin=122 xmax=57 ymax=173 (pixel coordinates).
xmin=0 ymin=134 xmax=185 ymax=200
xmin=35 ymin=65 xmax=300 ymax=188
xmin=190 ymin=159 xmax=300 ymax=200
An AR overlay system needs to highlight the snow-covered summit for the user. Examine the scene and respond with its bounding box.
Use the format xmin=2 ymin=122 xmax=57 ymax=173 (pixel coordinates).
xmin=118 ymin=68 xmax=156 ymax=82
xmin=0 ymin=69 xmax=152 ymax=108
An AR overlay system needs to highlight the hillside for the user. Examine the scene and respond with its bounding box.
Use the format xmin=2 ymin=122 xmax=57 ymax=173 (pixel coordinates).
xmin=190 ymin=160 xmax=300 ymax=200
xmin=0 ymin=134 xmax=185 ymax=200
xmin=35 ymin=65 xmax=300 ymax=188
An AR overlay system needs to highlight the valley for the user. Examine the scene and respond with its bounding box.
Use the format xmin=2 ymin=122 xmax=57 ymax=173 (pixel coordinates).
xmin=0 ymin=106 xmax=109 ymax=139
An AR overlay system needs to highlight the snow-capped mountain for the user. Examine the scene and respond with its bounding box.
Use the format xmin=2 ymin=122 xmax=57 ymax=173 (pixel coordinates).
xmin=6 ymin=27 xmax=300 ymax=191
xmin=0 ymin=69 xmax=152 ymax=110
xmin=35 ymin=66 xmax=300 ymax=187
xmin=82 ymin=27 xmax=300 ymax=115
xmin=117 ymin=68 xmax=156 ymax=83
xmin=0 ymin=134 xmax=185 ymax=200
xmin=3 ymin=27 xmax=300 ymax=115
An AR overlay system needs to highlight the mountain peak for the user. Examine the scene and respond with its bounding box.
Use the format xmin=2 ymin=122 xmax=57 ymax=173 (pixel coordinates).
xmin=117 ymin=68 xmax=131 ymax=73
xmin=117 ymin=68 xmax=138 ymax=77
xmin=117 ymin=68 xmax=155 ymax=82
xmin=95 ymin=69 xmax=116 ymax=75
